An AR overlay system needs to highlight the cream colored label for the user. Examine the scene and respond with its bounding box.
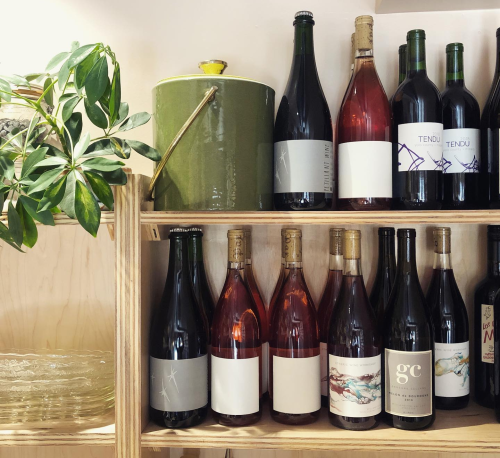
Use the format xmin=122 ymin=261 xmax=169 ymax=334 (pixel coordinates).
xmin=442 ymin=128 xmax=479 ymax=173
xmin=434 ymin=342 xmax=469 ymax=397
xmin=398 ymin=122 xmax=443 ymax=172
xmin=481 ymin=304 xmax=495 ymax=364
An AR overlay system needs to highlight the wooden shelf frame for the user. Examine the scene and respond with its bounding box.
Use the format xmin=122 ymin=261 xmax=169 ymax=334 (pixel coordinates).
xmin=0 ymin=211 xmax=114 ymax=226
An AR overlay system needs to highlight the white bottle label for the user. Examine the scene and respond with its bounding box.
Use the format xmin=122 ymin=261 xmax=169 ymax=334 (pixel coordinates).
xmin=328 ymin=354 xmax=382 ymax=417
xmin=398 ymin=122 xmax=443 ymax=172
xmin=442 ymin=128 xmax=480 ymax=173
xmin=434 ymin=342 xmax=470 ymax=397
xmin=211 ymin=354 xmax=260 ymax=415
xmin=274 ymin=140 xmax=333 ymax=193
xmin=150 ymin=355 xmax=208 ymax=412
xmin=481 ymin=304 xmax=495 ymax=364
xmin=273 ymin=354 xmax=321 ymax=414
xmin=262 ymin=341 xmax=269 ymax=394
xmin=320 ymin=342 xmax=328 ymax=397
xmin=338 ymin=141 xmax=392 ymax=199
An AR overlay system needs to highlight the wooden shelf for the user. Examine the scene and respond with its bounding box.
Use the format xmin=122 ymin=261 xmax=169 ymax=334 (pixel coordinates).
xmin=141 ymin=403 xmax=500 ymax=453
xmin=140 ymin=210 xmax=500 ymax=226
xmin=375 ymin=0 xmax=499 ymax=14
xmin=0 ymin=211 xmax=114 ymax=226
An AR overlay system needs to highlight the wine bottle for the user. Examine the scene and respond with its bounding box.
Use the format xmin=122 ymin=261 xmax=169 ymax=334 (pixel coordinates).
xmin=268 ymin=228 xmax=286 ymax=325
xmin=274 ymin=11 xmax=334 ymax=211
xmin=269 ymin=229 xmax=320 ymax=424
xmin=211 ymin=230 xmax=262 ymax=426
xmin=328 ymin=230 xmax=381 ymax=430
xmin=243 ymin=229 xmax=269 ymax=396
xmin=318 ymin=228 xmax=344 ymax=407
xmin=398 ymin=44 xmax=407 ymax=85
xmin=481 ymin=28 xmax=500 ymax=204
xmin=392 ymin=30 xmax=443 ymax=210
xmin=337 ymin=16 xmax=392 ymax=211
xmin=494 ymin=290 xmax=500 ymax=422
xmin=441 ymin=43 xmax=482 ymax=209
xmin=369 ymin=227 xmax=396 ymax=326
xmin=426 ymin=227 xmax=469 ymax=410
xmin=474 ymin=225 xmax=500 ymax=408
xmin=383 ymin=228 xmax=435 ymax=430
xmin=149 ymin=228 xmax=208 ymax=428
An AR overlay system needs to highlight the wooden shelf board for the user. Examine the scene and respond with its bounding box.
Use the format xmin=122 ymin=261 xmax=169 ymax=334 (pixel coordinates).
xmin=141 ymin=403 xmax=500 ymax=453
xmin=0 ymin=211 xmax=114 ymax=226
xmin=0 ymin=423 xmax=115 ymax=446
xmin=375 ymin=0 xmax=499 ymax=14
xmin=140 ymin=210 xmax=500 ymax=226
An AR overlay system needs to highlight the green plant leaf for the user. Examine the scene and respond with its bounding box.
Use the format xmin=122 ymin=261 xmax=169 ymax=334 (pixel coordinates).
xmin=43 ymin=77 xmax=54 ymax=106
xmin=70 ymin=41 xmax=80 ymax=52
xmin=19 ymin=195 xmax=55 ymax=226
xmin=0 ymin=78 xmax=12 ymax=102
xmin=64 ymin=112 xmax=83 ymax=147
xmin=34 ymin=157 xmax=67 ymax=168
xmin=58 ymin=60 xmax=71 ymax=91
xmin=8 ymin=201 xmax=23 ymax=247
xmin=85 ymin=56 xmax=108 ymax=105
xmin=17 ymin=201 xmax=38 ymax=248
xmin=38 ymin=175 xmax=67 ymax=212
xmin=75 ymin=180 xmax=101 ymax=237
xmin=74 ymin=51 xmax=98 ymax=89
xmin=0 ymin=220 xmax=24 ymax=252
xmin=67 ymin=44 xmax=98 ymax=69
xmin=100 ymin=168 xmax=127 ymax=185
xmin=59 ymin=171 xmax=76 ymax=218
xmin=62 ymin=96 xmax=81 ymax=122
xmin=126 ymin=140 xmax=161 ymax=161
xmin=73 ymin=132 xmax=90 ymax=161
xmin=112 ymin=102 xmax=129 ymax=127
xmin=84 ymin=139 xmax=115 ymax=157
xmin=25 ymin=73 xmax=45 ymax=82
xmin=0 ymin=74 xmax=29 ymax=87
xmin=59 ymin=92 xmax=77 ymax=103
xmin=80 ymin=157 xmax=124 ymax=172
xmin=0 ymin=156 xmax=15 ymax=180
xmin=110 ymin=138 xmax=131 ymax=159
xmin=109 ymin=63 xmax=121 ymax=124
xmin=84 ymin=98 xmax=108 ymax=129
xmin=45 ymin=52 xmax=70 ymax=72
xmin=84 ymin=170 xmax=114 ymax=210
xmin=21 ymin=147 xmax=48 ymax=178
xmin=117 ymin=112 xmax=151 ymax=132
xmin=27 ymin=167 xmax=63 ymax=194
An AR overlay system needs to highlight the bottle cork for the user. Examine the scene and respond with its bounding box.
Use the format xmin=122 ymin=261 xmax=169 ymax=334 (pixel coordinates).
xmin=433 ymin=227 xmax=451 ymax=254
xmin=330 ymin=228 xmax=344 ymax=256
xmin=354 ymin=15 xmax=373 ymax=52
xmin=344 ymin=230 xmax=361 ymax=260
xmin=284 ymin=229 xmax=302 ymax=263
xmin=227 ymin=229 xmax=245 ymax=263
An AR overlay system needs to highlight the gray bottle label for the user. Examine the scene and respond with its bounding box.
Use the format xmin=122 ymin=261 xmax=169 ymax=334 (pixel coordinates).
xmin=150 ymin=355 xmax=208 ymax=412
xmin=385 ymin=349 xmax=432 ymax=417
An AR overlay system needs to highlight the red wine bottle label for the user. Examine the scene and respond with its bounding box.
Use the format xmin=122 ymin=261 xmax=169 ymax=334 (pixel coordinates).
xmin=338 ymin=141 xmax=392 ymax=199
xmin=262 ymin=342 xmax=269 ymax=394
xmin=211 ymin=354 xmax=260 ymax=415
xmin=272 ymin=354 xmax=321 ymax=414
xmin=434 ymin=342 xmax=470 ymax=397
xmin=328 ymin=354 xmax=381 ymax=417
xmin=397 ymin=123 xmax=443 ymax=172
xmin=481 ymin=304 xmax=495 ymax=364
xmin=149 ymin=355 xmax=208 ymax=412
xmin=384 ymin=349 xmax=433 ymax=417
xmin=320 ymin=342 xmax=328 ymax=397
xmin=442 ymin=128 xmax=480 ymax=174
xmin=274 ymin=140 xmax=333 ymax=193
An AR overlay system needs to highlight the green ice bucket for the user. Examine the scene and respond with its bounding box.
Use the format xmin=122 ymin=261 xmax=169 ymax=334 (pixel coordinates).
xmin=151 ymin=60 xmax=275 ymax=211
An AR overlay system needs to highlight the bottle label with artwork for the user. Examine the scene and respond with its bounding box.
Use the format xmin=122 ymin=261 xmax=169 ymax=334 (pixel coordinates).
xmin=434 ymin=342 xmax=470 ymax=397
xmin=328 ymin=354 xmax=382 ymax=417
xmin=442 ymin=128 xmax=480 ymax=174
xmin=481 ymin=304 xmax=495 ymax=364
xmin=397 ymin=122 xmax=443 ymax=172
xmin=274 ymin=140 xmax=333 ymax=193
xmin=150 ymin=355 xmax=208 ymax=412
xmin=384 ymin=349 xmax=433 ymax=417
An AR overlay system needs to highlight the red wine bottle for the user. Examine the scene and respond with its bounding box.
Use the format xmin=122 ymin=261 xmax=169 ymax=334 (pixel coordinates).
xmin=494 ymin=290 xmax=500 ymax=421
xmin=269 ymin=229 xmax=320 ymax=424
xmin=211 ymin=230 xmax=262 ymax=426
xmin=328 ymin=230 xmax=381 ymax=430
xmin=337 ymin=16 xmax=392 ymax=211
xmin=318 ymin=228 xmax=344 ymax=407
xmin=398 ymin=44 xmax=407 ymax=86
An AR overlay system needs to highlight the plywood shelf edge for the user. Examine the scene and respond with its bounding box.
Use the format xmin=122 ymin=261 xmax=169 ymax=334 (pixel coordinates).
xmin=0 ymin=211 xmax=114 ymax=226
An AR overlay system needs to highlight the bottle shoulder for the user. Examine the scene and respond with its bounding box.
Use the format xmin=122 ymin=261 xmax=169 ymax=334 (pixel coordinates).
xmin=442 ymin=87 xmax=480 ymax=129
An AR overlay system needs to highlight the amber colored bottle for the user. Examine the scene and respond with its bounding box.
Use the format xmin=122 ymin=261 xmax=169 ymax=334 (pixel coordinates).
xmin=211 ymin=230 xmax=262 ymax=426
xmin=269 ymin=229 xmax=320 ymax=425
xmin=244 ymin=229 xmax=269 ymax=396
xmin=268 ymin=228 xmax=288 ymax=326
xmin=317 ymin=228 xmax=344 ymax=407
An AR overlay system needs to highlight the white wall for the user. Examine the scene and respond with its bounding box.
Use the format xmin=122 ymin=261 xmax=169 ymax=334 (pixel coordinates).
xmin=1 ymin=0 xmax=500 ymax=177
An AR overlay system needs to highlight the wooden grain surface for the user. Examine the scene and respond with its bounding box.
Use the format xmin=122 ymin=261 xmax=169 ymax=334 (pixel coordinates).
xmin=0 ymin=212 xmax=114 ymax=226
xmin=0 ymin=447 xmax=114 ymax=457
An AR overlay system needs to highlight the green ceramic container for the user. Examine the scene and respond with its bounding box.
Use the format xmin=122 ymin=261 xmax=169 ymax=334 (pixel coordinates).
xmin=152 ymin=61 xmax=275 ymax=211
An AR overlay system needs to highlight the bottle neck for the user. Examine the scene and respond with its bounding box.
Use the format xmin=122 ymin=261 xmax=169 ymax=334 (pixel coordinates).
xmin=433 ymin=253 xmax=452 ymax=270
xmin=446 ymin=49 xmax=464 ymax=87
xmin=396 ymin=236 xmax=418 ymax=275
xmin=188 ymin=235 xmax=204 ymax=263
xmin=286 ymin=260 xmax=303 ymax=270
xmin=495 ymin=35 xmax=500 ymax=76
xmin=167 ymin=236 xmax=191 ymax=284
xmin=407 ymin=38 xmax=427 ymax=77
xmin=487 ymin=238 xmax=500 ymax=276
xmin=329 ymin=254 xmax=343 ymax=271
xmin=377 ymin=234 xmax=396 ymax=271
xmin=344 ymin=258 xmax=362 ymax=276
xmin=294 ymin=21 xmax=315 ymax=56
xmin=228 ymin=261 xmax=245 ymax=271
xmin=398 ymin=50 xmax=407 ymax=84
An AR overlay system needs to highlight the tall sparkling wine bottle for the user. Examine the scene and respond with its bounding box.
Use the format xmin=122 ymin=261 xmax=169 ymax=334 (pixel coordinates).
xmin=392 ymin=30 xmax=443 ymax=210
xmin=426 ymin=228 xmax=469 ymax=410
xmin=441 ymin=43 xmax=482 ymax=209
xmin=369 ymin=227 xmax=396 ymax=326
xmin=474 ymin=225 xmax=500 ymax=407
xmin=211 ymin=230 xmax=262 ymax=426
xmin=149 ymin=228 xmax=209 ymax=428
xmin=328 ymin=230 xmax=381 ymax=430
xmin=269 ymin=229 xmax=320 ymax=424
xmin=383 ymin=229 xmax=435 ymax=430
xmin=243 ymin=229 xmax=269 ymax=396
xmin=274 ymin=11 xmax=334 ymax=211
xmin=337 ymin=16 xmax=392 ymax=211
xmin=268 ymin=228 xmax=287 ymax=326
xmin=318 ymin=228 xmax=344 ymax=407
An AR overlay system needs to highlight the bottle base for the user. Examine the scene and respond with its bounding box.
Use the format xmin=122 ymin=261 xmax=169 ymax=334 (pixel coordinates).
xmin=392 ymin=199 xmax=442 ymax=210
xmin=329 ymin=412 xmax=379 ymax=430
xmin=212 ymin=410 xmax=262 ymax=427
xmin=271 ymin=409 xmax=320 ymax=425
xmin=150 ymin=405 xmax=208 ymax=429
xmin=274 ymin=192 xmax=333 ymax=211
xmin=338 ymin=198 xmax=391 ymax=211
xmin=384 ymin=412 xmax=435 ymax=430
xmin=436 ymin=395 xmax=469 ymax=410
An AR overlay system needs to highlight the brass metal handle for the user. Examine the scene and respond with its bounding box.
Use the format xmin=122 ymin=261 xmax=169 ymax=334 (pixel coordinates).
xmin=147 ymin=85 xmax=218 ymax=200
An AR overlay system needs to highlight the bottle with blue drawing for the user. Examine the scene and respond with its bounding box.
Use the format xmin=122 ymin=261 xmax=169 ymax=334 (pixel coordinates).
xmin=392 ymin=29 xmax=443 ymax=210
xmin=441 ymin=43 xmax=482 ymax=209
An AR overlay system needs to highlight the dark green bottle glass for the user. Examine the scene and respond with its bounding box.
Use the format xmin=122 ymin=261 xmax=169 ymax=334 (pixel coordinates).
xmin=398 ymin=44 xmax=407 ymax=85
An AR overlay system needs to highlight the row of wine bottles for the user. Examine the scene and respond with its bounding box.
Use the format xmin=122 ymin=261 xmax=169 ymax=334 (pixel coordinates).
xmin=274 ymin=12 xmax=500 ymax=211
xmin=149 ymin=225 xmax=500 ymax=430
